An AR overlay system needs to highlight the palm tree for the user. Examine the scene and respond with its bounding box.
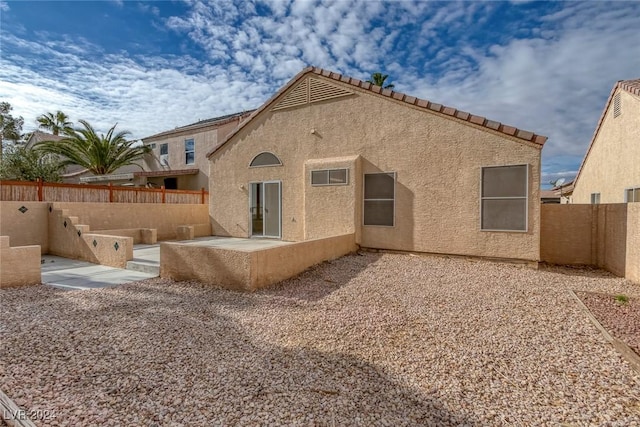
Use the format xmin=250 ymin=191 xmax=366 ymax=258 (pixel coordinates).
xmin=366 ymin=72 xmax=395 ymax=89
xmin=37 ymin=110 xmax=73 ymax=136
xmin=35 ymin=120 xmax=150 ymax=175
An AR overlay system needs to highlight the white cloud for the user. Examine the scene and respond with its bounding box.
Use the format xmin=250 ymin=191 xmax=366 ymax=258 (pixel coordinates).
xmin=1 ymin=0 xmax=639 ymax=182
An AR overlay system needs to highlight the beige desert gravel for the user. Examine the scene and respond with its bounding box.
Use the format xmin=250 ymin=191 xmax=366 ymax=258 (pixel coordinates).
xmin=2 ymin=252 xmax=640 ymax=426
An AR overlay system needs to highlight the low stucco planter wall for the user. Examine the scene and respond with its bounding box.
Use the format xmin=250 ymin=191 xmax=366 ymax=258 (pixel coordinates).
xmin=160 ymin=234 xmax=358 ymax=291
xmin=0 ymin=236 xmax=41 ymax=288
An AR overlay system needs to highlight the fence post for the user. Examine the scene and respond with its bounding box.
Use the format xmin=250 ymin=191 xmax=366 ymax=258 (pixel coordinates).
xmin=109 ymin=183 xmax=114 ymax=203
xmin=37 ymin=178 xmax=44 ymax=201
xmin=161 ymin=185 xmax=166 ymax=204
xmin=201 ymin=187 xmax=206 ymax=204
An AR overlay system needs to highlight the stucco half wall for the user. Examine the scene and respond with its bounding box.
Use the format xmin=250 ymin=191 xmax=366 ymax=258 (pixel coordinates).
xmin=541 ymin=203 xmax=640 ymax=284
xmin=209 ymin=73 xmax=542 ymax=262
xmin=160 ymin=233 xmax=358 ymax=291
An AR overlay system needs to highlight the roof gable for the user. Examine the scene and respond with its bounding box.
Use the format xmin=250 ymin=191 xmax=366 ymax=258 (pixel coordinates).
xmin=573 ymin=78 xmax=640 ymax=187
xmin=207 ymin=66 xmax=548 ymax=158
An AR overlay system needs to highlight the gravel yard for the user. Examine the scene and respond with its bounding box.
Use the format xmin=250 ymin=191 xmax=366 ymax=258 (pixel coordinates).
xmin=2 ymin=252 xmax=640 ymax=426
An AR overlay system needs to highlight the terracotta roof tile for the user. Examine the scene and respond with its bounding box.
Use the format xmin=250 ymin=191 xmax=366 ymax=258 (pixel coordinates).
xmin=207 ymin=66 xmax=548 ymax=158
xmin=573 ymin=78 xmax=640 ymax=187
xmin=469 ymin=115 xmax=485 ymax=125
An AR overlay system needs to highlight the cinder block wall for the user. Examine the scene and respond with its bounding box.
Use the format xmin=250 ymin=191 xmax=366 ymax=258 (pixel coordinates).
xmin=541 ymin=203 xmax=638 ymax=283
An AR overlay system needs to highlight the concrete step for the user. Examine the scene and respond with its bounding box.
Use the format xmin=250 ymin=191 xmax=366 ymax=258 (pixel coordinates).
xmin=126 ymin=259 xmax=160 ymax=276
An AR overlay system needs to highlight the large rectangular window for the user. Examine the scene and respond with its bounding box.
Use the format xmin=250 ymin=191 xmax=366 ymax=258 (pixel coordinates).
xmin=311 ymin=169 xmax=348 ymax=186
xmin=591 ymin=193 xmax=601 ymax=204
xmin=364 ymin=172 xmax=396 ymax=226
xmin=185 ymin=139 xmax=195 ymax=165
xmin=481 ymin=165 xmax=528 ymax=231
xmin=625 ymin=187 xmax=640 ymax=203
xmin=160 ymin=143 xmax=168 ymax=155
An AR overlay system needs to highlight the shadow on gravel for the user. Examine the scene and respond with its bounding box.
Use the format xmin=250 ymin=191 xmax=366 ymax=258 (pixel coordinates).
xmin=538 ymin=262 xmax=620 ymax=279
xmin=257 ymin=252 xmax=383 ymax=302
xmin=1 ymin=280 xmax=477 ymax=426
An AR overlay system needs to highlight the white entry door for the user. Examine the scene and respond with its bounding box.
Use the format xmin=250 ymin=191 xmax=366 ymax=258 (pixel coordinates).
xmin=249 ymin=181 xmax=281 ymax=238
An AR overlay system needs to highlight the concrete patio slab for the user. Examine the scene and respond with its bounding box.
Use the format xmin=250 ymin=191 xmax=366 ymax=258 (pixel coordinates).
xmin=41 ymin=255 xmax=157 ymax=291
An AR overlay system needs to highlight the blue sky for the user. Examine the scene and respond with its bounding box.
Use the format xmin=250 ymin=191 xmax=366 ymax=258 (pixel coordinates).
xmin=1 ymin=1 xmax=639 ymax=186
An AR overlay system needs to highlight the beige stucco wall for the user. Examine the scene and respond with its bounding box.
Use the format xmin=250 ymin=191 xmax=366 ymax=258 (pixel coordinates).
xmin=0 ymin=201 xmax=49 ymax=253
xmin=53 ymin=202 xmax=210 ymax=241
xmin=0 ymin=236 xmax=41 ymax=288
xmin=626 ymin=203 xmax=640 ymax=283
xmin=303 ymin=156 xmax=361 ymax=240
xmin=143 ymin=119 xmax=240 ymax=190
xmin=573 ymin=89 xmax=640 ymax=203
xmin=541 ymin=203 xmax=638 ymax=283
xmin=210 ymin=75 xmax=542 ymax=261
xmin=161 ymin=233 xmax=357 ymax=291
xmin=48 ymin=208 xmax=134 ymax=268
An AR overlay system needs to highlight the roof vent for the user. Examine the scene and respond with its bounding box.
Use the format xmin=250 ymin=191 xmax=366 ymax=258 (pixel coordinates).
xmin=613 ymin=93 xmax=621 ymax=118
xmin=272 ymin=78 xmax=353 ymax=111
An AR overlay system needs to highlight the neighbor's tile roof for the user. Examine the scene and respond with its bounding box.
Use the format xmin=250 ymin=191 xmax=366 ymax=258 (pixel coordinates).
xmin=207 ymin=66 xmax=548 ymax=158
xmin=573 ymin=78 xmax=640 ymax=187
xmin=143 ymin=110 xmax=255 ymax=141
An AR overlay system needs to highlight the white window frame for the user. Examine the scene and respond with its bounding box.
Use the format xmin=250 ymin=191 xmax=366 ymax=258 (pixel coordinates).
xmin=591 ymin=193 xmax=601 ymax=204
xmin=480 ymin=164 xmax=529 ymax=233
xmin=363 ymin=172 xmax=396 ymax=227
xmin=311 ymin=168 xmax=349 ymax=186
xmin=160 ymin=143 xmax=168 ymax=155
xmin=185 ymin=138 xmax=195 ymax=165
xmin=624 ymin=187 xmax=640 ymax=203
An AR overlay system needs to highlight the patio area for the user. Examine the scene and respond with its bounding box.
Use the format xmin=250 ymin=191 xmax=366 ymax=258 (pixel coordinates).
xmin=1 ymin=252 xmax=640 ymax=425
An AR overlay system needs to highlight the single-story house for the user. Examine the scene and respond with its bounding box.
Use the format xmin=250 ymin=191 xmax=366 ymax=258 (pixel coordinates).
xmin=572 ymin=79 xmax=640 ymax=204
xmin=206 ymin=67 xmax=547 ymax=262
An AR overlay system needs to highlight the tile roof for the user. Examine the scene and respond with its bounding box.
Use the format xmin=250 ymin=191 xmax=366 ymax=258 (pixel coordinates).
xmin=143 ymin=110 xmax=255 ymax=141
xmin=573 ymin=78 xmax=640 ymax=187
xmin=207 ymin=66 xmax=547 ymax=158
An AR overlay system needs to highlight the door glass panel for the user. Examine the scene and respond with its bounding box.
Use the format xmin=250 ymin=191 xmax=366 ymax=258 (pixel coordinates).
xmin=264 ymin=182 xmax=280 ymax=237
xmin=250 ymin=183 xmax=263 ymax=236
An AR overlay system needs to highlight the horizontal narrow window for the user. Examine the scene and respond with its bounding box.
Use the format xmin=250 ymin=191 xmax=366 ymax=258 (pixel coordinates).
xmin=481 ymin=165 xmax=528 ymax=231
xmin=364 ymin=172 xmax=395 ymax=226
xmin=311 ymin=168 xmax=348 ymax=186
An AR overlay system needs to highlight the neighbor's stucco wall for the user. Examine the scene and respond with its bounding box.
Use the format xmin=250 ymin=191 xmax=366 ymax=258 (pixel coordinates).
xmin=573 ymin=89 xmax=640 ymax=203
xmin=210 ymin=75 xmax=542 ymax=261
xmin=0 ymin=201 xmax=49 ymax=253
xmin=0 ymin=236 xmax=41 ymax=288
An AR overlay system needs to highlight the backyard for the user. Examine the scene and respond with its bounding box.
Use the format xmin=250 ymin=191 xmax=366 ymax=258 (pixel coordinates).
xmin=1 ymin=253 xmax=640 ymax=426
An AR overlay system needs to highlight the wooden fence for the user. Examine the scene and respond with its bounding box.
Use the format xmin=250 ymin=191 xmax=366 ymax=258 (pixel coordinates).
xmin=0 ymin=179 xmax=208 ymax=204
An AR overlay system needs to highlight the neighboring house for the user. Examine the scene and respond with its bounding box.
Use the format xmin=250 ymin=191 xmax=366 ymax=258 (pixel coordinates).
xmin=140 ymin=111 xmax=253 ymax=190
xmin=552 ymin=180 xmax=574 ymax=204
xmin=572 ymin=79 xmax=640 ymax=204
xmin=541 ymin=190 xmax=561 ymax=204
xmin=206 ymin=67 xmax=547 ymax=262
